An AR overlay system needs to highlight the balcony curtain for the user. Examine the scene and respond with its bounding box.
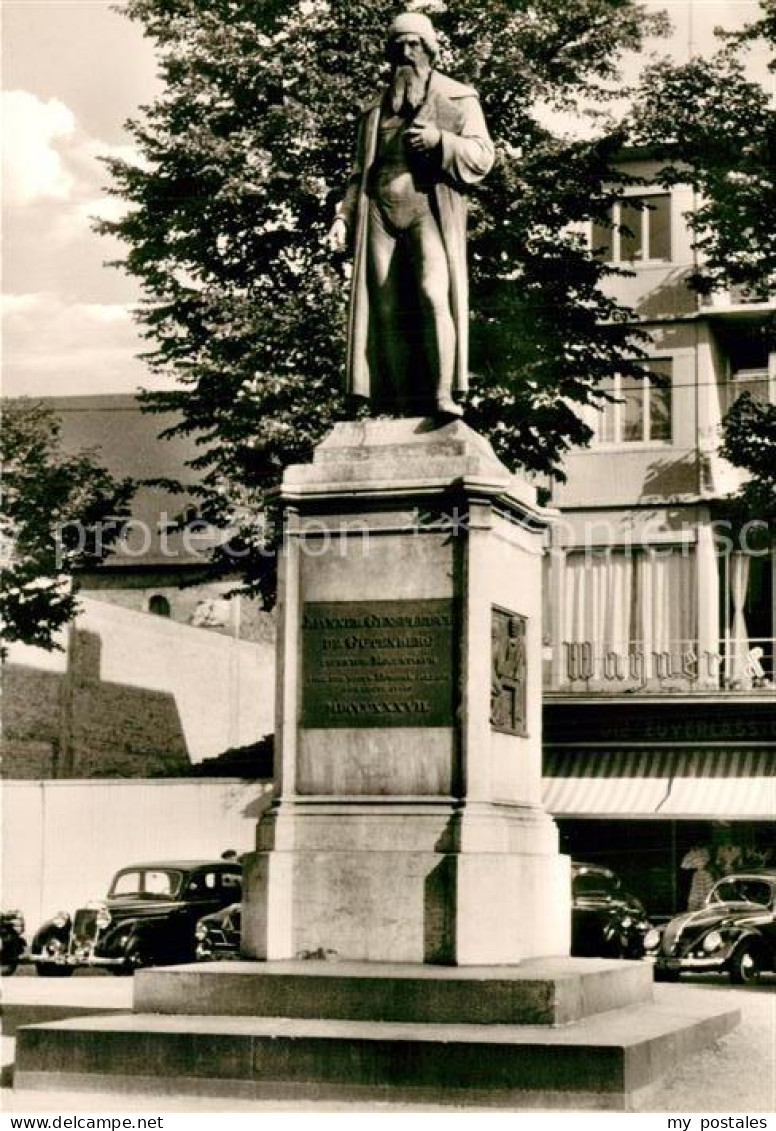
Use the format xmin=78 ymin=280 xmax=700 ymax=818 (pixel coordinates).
xmin=635 ymin=549 xmax=697 ymax=674
xmin=728 ymin=552 xmax=751 ymax=686
xmin=563 ymin=551 xmax=634 ymax=658
xmin=562 ymin=548 xmax=697 ymax=682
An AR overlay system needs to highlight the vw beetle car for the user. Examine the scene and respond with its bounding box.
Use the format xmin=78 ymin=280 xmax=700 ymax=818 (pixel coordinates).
xmin=1 ymin=910 xmax=27 ymax=975
xmin=571 ymin=862 xmax=651 ymax=959
xmin=30 ymin=860 xmax=242 ymax=976
xmin=195 ymin=901 xmax=241 ymax=961
xmin=647 ymin=869 xmax=776 ymax=983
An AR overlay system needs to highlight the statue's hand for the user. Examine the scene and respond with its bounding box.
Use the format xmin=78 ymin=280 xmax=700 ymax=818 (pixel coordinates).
xmin=406 ymin=123 xmax=442 ymax=152
xmin=327 ymin=216 xmax=349 ymax=253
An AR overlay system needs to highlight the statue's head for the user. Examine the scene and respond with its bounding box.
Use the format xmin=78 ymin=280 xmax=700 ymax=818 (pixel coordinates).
xmin=386 ymin=11 xmax=439 ymax=65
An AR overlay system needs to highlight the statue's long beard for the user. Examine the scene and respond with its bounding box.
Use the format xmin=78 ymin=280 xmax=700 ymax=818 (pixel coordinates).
xmin=389 ymin=62 xmax=430 ymax=115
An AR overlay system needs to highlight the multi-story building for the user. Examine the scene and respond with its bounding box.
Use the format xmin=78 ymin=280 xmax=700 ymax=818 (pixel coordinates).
xmin=541 ymin=153 xmax=775 ymax=916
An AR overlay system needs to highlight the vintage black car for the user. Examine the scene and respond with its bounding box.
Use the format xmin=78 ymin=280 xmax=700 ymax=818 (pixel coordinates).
xmin=1 ymin=910 xmax=27 ymax=975
xmin=195 ymin=902 xmax=242 ymax=961
xmin=571 ymin=862 xmax=652 ymax=959
xmin=30 ymin=860 xmax=243 ymax=976
xmin=647 ymin=869 xmax=776 ymax=984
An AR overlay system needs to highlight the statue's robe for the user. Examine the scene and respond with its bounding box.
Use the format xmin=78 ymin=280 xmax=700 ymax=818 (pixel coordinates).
xmin=339 ymin=71 xmax=494 ymax=402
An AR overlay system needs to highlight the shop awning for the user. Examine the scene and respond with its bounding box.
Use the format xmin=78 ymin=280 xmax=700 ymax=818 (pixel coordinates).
xmin=542 ymin=749 xmax=776 ymax=820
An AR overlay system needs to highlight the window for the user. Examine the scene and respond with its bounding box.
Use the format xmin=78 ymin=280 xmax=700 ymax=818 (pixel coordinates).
xmin=595 ymin=359 xmax=672 ymax=445
xmin=572 ymin=870 xmax=620 ymax=899
xmin=148 ymin=594 xmax=171 ymax=617
xmin=558 ymin=546 xmax=698 ymax=687
xmin=727 ymin=340 xmax=774 ymax=407
xmin=711 ymin=878 xmax=773 ymax=908
xmin=592 ymin=194 xmax=672 ymax=262
xmin=145 ymin=870 xmax=177 ymax=896
xmin=720 ymin=549 xmax=774 ymax=687
xmin=109 ymin=869 xmax=182 ymax=898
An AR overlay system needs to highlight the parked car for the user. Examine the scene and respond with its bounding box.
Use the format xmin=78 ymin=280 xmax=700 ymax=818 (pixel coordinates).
xmin=1 ymin=910 xmax=27 ymax=975
xmin=647 ymin=869 xmax=776 ymax=984
xmin=195 ymin=902 xmax=242 ymax=961
xmin=571 ymin=862 xmax=652 ymax=959
xmin=30 ymin=860 xmax=243 ymax=976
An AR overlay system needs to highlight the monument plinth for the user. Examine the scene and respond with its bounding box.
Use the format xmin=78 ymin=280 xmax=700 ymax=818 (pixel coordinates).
xmin=241 ymin=417 xmax=570 ymax=965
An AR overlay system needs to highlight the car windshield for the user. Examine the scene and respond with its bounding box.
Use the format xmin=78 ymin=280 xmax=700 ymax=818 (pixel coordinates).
xmin=573 ymin=870 xmax=619 ymax=899
xmin=710 ymin=878 xmax=774 ymax=908
xmin=108 ymin=869 xmax=183 ymax=899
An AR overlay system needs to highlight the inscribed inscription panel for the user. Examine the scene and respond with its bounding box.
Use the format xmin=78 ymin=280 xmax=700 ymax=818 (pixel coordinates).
xmin=301 ymin=599 xmax=457 ymax=729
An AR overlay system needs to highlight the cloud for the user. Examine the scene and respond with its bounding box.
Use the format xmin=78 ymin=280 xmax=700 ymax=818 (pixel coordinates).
xmin=3 ymin=89 xmax=143 ymax=326
xmin=2 ymin=92 xmax=151 ymax=395
xmin=75 ymin=194 xmax=133 ymax=230
xmin=2 ymin=292 xmax=155 ymax=397
xmin=3 ymin=90 xmax=139 ymax=244
xmin=2 ymin=91 xmax=78 ymax=206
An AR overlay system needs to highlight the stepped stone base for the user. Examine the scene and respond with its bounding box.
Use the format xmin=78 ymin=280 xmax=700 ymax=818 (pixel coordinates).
xmin=133 ymin=958 xmax=653 ymax=1026
xmin=14 ymin=961 xmax=740 ymax=1109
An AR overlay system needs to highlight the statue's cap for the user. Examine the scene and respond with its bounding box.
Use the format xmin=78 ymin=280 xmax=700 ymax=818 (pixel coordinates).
xmin=388 ymin=11 xmax=439 ymax=56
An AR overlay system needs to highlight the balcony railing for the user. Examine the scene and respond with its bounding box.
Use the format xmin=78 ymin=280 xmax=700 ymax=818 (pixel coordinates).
xmin=699 ymin=285 xmax=773 ymax=310
xmin=544 ymin=638 xmax=775 ymax=695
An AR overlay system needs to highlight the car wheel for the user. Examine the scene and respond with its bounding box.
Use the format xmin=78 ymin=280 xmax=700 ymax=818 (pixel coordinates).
xmin=35 ymin=963 xmax=74 ymax=977
xmin=654 ymin=967 xmax=680 ymax=982
xmin=115 ymin=939 xmax=151 ymax=975
xmin=1 ymin=960 xmax=18 ymax=976
xmin=729 ymin=942 xmax=763 ymax=985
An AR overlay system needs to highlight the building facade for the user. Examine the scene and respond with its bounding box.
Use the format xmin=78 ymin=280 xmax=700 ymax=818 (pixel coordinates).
xmin=541 ymin=156 xmax=775 ymax=916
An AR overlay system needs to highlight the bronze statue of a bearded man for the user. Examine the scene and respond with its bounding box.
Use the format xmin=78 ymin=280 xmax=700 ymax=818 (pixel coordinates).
xmin=330 ymin=12 xmax=494 ymax=419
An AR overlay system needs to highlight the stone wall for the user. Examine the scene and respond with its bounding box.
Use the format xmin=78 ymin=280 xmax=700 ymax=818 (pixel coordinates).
xmin=2 ymin=596 xmax=275 ymax=777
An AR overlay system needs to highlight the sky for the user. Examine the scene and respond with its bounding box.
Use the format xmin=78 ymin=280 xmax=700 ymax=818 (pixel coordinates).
xmin=2 ymin=0 xmax=772 ymax=399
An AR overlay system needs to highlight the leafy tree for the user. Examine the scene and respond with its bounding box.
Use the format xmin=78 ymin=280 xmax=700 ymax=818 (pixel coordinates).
xmin=1 ymin=400 xmax=134 ymax=654
xmin=101 ymin=0 xmax=669 ymax=598
xmin=632 ymin=35 xmax=776 ymax=300
xmin=718 ymin=393 xmax=776 ymax=542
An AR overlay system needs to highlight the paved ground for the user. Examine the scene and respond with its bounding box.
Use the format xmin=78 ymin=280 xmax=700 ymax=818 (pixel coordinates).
xmin=1 ymin=968 xmax=774 ymax=1113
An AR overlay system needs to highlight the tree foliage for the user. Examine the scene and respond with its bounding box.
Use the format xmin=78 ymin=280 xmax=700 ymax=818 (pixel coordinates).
xmin=102 ymin=0 xmax=669 ymax=597
xmin=719 ymin=393 xmax=776 ymax=540
xmin=632 ymin=5 xmax=776 ymax=299
xmin=1 ymin=400 xmax=134 ymax=653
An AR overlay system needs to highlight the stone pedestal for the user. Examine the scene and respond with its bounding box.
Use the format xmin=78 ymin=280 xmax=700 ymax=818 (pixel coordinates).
xmin=13 ymin=418 xmax=741 ymax=1107
xmin=15 ymin=962 xmax=740 ymax=1109
xmin=242 ymin=418 xmax=570 ymax=964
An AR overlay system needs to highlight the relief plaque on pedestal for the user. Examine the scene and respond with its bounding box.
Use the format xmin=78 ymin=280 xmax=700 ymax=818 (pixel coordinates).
xmin=490 ymin=605 xmax=528 ymax=736
xmin=301 ymin=599 xmax=457 ymax=728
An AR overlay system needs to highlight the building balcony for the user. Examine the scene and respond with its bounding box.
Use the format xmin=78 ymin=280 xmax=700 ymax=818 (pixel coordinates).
xmin=544 ymin=637 xmax=774 ymax=697
xmin=699 ymin=287 xmax=775 ymax=322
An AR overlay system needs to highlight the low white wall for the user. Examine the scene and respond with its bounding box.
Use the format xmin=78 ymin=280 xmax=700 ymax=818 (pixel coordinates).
xmin=1 ymin=779 xmax=272 ymax=931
